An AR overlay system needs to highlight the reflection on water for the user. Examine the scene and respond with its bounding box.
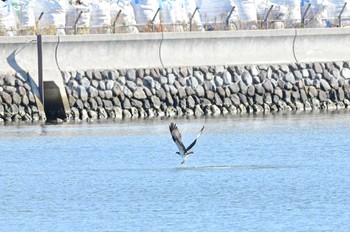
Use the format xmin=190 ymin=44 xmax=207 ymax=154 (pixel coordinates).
xmin=1 ymin=110 xmax=350 ymax=231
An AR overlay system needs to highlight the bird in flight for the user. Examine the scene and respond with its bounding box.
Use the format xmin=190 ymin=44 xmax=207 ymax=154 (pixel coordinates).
xmin=169 ymin=122 xmax=205 ymax=165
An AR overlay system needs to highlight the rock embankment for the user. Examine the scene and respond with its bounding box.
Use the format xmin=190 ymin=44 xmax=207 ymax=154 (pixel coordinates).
xmin=63 ymin=61 xmax=350 ymax=121
xmin=0 ymin=72 xmax=42 ymax=122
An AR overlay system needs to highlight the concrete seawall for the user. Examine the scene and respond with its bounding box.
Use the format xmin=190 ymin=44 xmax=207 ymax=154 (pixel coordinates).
xmin=1 ymin=28 xmax=350 ymax=122
xmin=62 ymin=62 xmax=350 ymax=121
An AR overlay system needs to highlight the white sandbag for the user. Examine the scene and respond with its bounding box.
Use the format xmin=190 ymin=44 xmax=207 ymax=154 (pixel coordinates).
xmin=327 ymin=0 xmax=350 ymax=25
xmin=236 ymin=0 xmax=258 ymax=21
xmin=90 ymin=0 xmax=111 ymax=28
xmin=110 ymin=0 xmax=139 ymax=33
xmin=285 ymin=0 xmax=301 ymax=22
xmin=35 ymin=0 xmax=68 ymax=29
xmin=255 ymin=0 xmax=288 ymax=21
xmin=184 ymin=0 xmax=204 ymax=31
xmin=301 ymin=0 xmax=329 ymax=27
xmin=160 ymin=0 xmax=188 ymax=31
xmin=66 ymin=4 xmax=91 ymax=28
xmin=197 ymin=0 xmax=238 ymax=24
xmin=18 ymin=1 xmax=36 ymax=29
xmin=131 ymin=0 xmax=161 ymax=25
xmin=0 ymin=1 xmax=17 ymax=34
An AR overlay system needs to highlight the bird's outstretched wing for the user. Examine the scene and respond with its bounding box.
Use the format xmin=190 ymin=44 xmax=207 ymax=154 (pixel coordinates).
xmin=186 ymin=126 xmax=205 ymax=152
xmin=169 ymin=122 xmax=186 ymax=152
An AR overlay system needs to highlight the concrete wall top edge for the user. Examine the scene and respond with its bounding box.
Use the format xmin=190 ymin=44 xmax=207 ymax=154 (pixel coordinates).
xmin=0 ymin=35 xmax=36 ymax=44
xmin=1 ymin=27 xmax=350 ymax=44
xmin=56 ymin=33 xmax=164 ymax=43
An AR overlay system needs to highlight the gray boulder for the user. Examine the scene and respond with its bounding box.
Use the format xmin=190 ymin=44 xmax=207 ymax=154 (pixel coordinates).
xmin=150 ymin=96 xmax=161 ymax=109
xmin=242 ymin=71 xmax=253 ymax=85
xmin=168 ymin=73 xmax=176 ymax=85
xmin=238 ymin=81 xmax=247 ymax=94
xmin=194 ymin=71 xmax=204 ymax=84
xmin=247 ymin=85 xmax=255 ymax=97
xmin=77 ymin=86 xmax=88 ymax=101
xmin=126 ymin=69 xmax=136 ymax=81
xmin=320 ymin=79 xmax=332 ymax=91
xmin=222 ymin=70 xmax=232 ymax=85
xmin=262 ymin=80 xmax=274 ymax=93
xmin=230 ymin=94 xmax=240 ymax=106
xmin=134 ymin=87 xmax=147 ymax=100
xmin=123 ymin=98 xmax=131 ymax=109
xmin=143 ymin=76 xmax=155 ymax=89
xmin=341 ymin=68 xmax=350 ymax=79
xmin=195 ymin=85 xmax=205 ymax=97
xmin=284 ymin=72 xmax=295 ymax=84
xmin=12 ymin=92 xmax=21 ymax=104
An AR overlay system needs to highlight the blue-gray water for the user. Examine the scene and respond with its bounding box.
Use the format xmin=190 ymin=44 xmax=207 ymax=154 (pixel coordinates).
xmin=1 ymin=111 xmax=350 ymax=231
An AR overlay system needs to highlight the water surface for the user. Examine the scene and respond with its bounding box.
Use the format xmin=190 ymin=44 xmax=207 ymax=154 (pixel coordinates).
xmin=1 ymin=111 xmax=350 ymax=231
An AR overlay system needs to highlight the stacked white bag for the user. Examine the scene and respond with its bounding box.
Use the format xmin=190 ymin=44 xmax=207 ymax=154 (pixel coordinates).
xmin=160 ymin=0 xmax=188 ymax=31
xmin=131 ymin=0 xmax=161 ymax=26
xmin=197 ymin=0 xmax=238 ymax=27
xmin=90 ymin=0 xmax=111 ymax=33
xmin=301 ymin=0 xmax=329 ymax=27
xmin=327 ymin=0 xmax=350 ymax=26
xmin=184 ymin=0 xmax=203 ymax=31
xmin=66 ymin=3 xmax=91 ymax=32
xmin=18 ymin=1 xmax=36 ymax=30
xmin=110 ymin=0 xmax=139 ymax=33
xmin=235 ymin=0 xmax=258 ymax=21
xmin=35 ymin=0 xmax=68 ymax=34
xmin=0 ymin=1 xmax=17 ymax=35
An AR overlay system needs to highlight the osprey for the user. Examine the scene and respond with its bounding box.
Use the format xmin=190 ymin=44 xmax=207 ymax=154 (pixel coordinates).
xmin=169 ymin=122 xmax=205 ymax=164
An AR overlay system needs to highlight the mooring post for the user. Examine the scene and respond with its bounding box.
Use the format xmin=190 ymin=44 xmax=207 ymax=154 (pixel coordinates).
xmin=37 ymin=34 xmax=44 ymax=104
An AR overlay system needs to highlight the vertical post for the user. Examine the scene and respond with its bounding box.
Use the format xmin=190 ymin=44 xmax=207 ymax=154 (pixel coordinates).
xmin=264 ymin=5 xmax=274 ymax=29
xmin=190 ymin=7 xmax=199 ymax=32
xmin=37 ymin=34 xmax=44 ymax=104
xmin=35 ymin=12 xmax=44 ymax=35
xmin=151 ymin=8 xmax=160 ymax=32
xmin=339 ymin=2 xmax=347 ymax=27
xmin=74 ymin=11 xmax=83 ymax=34
xmin=301 ymin=3 xmax=311 ymax=27
xmin=226 ymin=6 xmax=236 ymax=27
xmin=112 ymin=10 xmax=122 ymax=33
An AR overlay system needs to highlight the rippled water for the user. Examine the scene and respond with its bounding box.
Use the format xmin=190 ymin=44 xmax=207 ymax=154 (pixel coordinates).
xmin=1 ymin=110 xmax=350 ymax=231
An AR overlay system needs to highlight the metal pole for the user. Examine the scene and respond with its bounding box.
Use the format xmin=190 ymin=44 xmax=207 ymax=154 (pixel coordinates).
xmin=112 ymin=10 xmax=122 ymax=33
xmin=151 ymin=8 xmax=160 ymax=32
xmin=190 ymin=7 xmax=199 ymax=32
xmin=226 ymin=6 xmax=236 ymax=27
xmin=301 ymin=3 xmax=311 ymax=27
xmin=339 ymin=2 xmax=347 ymax=27
xmin=38 ymin=12 xmax=44 ymax=21
xmin=74 ymin=11 xmax=83 ymax=34
xmin=264 ymin=5 xmax=274 ymax=29
xmin=35 ymin=12 xmax=44 ymax=35
xmin=37 ymin=34 xmax=44 ymax=104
